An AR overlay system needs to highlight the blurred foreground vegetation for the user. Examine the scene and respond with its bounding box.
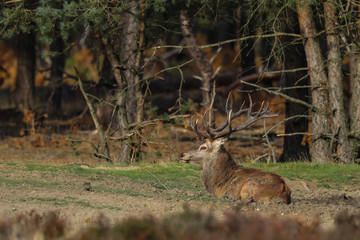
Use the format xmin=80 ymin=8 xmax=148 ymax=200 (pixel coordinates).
xmin=0 ymin=207 xmax=359 ymax=240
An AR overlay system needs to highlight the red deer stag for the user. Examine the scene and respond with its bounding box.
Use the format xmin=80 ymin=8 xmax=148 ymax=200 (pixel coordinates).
xmin=179 ymin=95 xmax=291 ymax=204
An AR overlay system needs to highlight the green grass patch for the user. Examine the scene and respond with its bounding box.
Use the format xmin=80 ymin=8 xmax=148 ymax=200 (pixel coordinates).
xmin=245 ymin=162 xmax=360 ymax=189
xmin=63 ymin=163 xmax=203 ymax=193
xmin=5 ymin=162 xmax=17 ymax=166
xmin=24 ymin=163 xmax=62 ymax=172
xmin=1 ymin=161 xmax=359 ymax=196
xmin=0 ymin=176 xmax=61 ymax=188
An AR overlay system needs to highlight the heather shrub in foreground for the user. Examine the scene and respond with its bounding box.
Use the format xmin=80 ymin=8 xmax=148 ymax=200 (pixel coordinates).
xmin=0 ymin=208 xmax=359 ymax=240
xmin=0 ymin=211 xmax=65 ymax=240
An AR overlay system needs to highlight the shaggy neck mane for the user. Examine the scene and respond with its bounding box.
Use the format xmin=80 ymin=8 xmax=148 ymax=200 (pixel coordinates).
xmin=201 ymin=145 xmax=240 ymax=196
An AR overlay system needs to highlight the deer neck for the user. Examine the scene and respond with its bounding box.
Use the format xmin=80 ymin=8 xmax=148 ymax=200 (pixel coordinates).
xmin=201 ymin=146 xmax=238 ymax=196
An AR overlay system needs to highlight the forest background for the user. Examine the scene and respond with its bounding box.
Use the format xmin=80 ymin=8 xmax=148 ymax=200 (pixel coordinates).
xmin=0 ymin=0 xmax=360 ymax=165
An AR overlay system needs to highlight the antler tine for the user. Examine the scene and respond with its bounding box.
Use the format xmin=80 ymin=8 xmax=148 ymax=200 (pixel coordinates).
xmin=202 ymin=110 xmax=217 ymax=138
xmin=254 ymin=101 xmax=274 ymax=118
xmin=246 ymin=94 xmax=254 ymax=118
xmin=230 ymin=96 xmax=250 ymax=120
xmin=213 ymin=109 xmax=233 ymax=139
xmin=213 ymin=94 xmax=256 ymax=137
xmin=189 ymin=115 xmax=209 ymax=139
xmin=260 ymin=101 xmax=279 ymax=118
xmin=202 ymin=110 xmax=209 ymax=129
xmin=228 ymin=109 xmax=233 ymax=131
xmin=231 ymin=99 xmax=276 ymax=132
xmin=260 ymin=101 xmax=269 ymax=115
xmin=211 ymin=93 xmax=233 ymax=134
xmin=211 ymin=93 xmax=248 ymax=133
xmin=189 ymin=115 xmax=198 ymax=132
xmin=252 ymin=101 xmax=266 ymax=118
xmin=258 ymin=100 xmax=280 ymax=118
xmin=225 ymin=91 xmax=234 ymax=114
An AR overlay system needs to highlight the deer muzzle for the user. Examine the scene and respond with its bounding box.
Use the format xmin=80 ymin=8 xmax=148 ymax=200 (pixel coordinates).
xmin=179 ymin=153 xmax=190 ymax=163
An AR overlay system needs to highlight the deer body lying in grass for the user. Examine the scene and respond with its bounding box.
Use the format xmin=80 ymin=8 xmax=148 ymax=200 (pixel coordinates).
xmin=179 ymin=96 xmax=291 ymax=204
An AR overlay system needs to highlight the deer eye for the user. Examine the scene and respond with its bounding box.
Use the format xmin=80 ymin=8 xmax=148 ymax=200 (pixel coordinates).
xmin=199 ymin=146 xmax=207 ymax=151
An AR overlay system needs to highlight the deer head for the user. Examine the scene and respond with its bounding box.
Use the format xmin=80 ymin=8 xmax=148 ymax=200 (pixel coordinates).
xmin=179 ymin=93 xmax=278 ymax=168
xmin=179 ymin=138 xmax=228 ymax=168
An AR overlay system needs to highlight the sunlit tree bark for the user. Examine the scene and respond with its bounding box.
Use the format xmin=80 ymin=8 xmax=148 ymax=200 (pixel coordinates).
xmin=350 ymin=3 xmax=360 ymax=160
xmin=324 ymin=0 xmax=354 ymax=163
xmin=296 ymin=0 xmax=331 ymax=163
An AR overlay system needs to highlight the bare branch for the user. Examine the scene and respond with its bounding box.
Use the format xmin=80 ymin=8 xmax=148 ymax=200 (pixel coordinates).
xmin=75 ymin=67 xmax=112 ymax=163
xmin=263 ymin=119 xmax=277 ymax=163
xmin=152 ymin=32 xmax=302 ymax=51
xmin=240 ymin=80 xmax=314 ymax=110
xmin=111 ymin=114 xmax=190 ymax=141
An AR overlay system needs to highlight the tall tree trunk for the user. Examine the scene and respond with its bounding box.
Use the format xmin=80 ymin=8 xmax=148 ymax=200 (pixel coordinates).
xmin=325 ymin=0 xmax=354 ymax=163
xmin=279 ymin=11 xmax=310 ymax=162
xmin=15 ymin=31 xmax=35 ymax=110
xmin=120 ymin=9 xmax=138 ymax=125
xmin=134 ymin=0 xmax=145 ymax=124
xmin=296 ymin=0 xmax=331 ymax=163
xmin=103 ymin=1 xmax=143 ymax=164
xmin=352 ymin=56 xmax=360 ymax=159
xmin=350 ymin=4 xmax=360 ymax=160
xmin=180 ymin=10 xmax=214 ymax=118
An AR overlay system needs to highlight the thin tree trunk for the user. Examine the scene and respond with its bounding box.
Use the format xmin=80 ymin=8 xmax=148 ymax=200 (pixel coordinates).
xmin=104 ymin=42 xmax=132 ymax=164
xmin=325 ymin=0 xmax=354 ymax=163
xmin=180 ymin=10 xmax=214 ymax=116
xmin=76 ymin=67 xmax=111 ymax=163
xmin=296 ymin=0 xmax=331 ymax=163
xmin=15 ymin=31 xmax=35 ymax=110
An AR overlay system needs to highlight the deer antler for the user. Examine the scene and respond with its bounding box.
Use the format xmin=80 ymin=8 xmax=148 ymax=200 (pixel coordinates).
xmin=189 ymin=116 xmax=210 ymax=139
xmin=189 ymin=93 xmax=278 ymax=139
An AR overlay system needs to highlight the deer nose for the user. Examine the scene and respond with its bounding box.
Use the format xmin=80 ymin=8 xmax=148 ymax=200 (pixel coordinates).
xmin=179 ymin=153 xmax=184 ymax=159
